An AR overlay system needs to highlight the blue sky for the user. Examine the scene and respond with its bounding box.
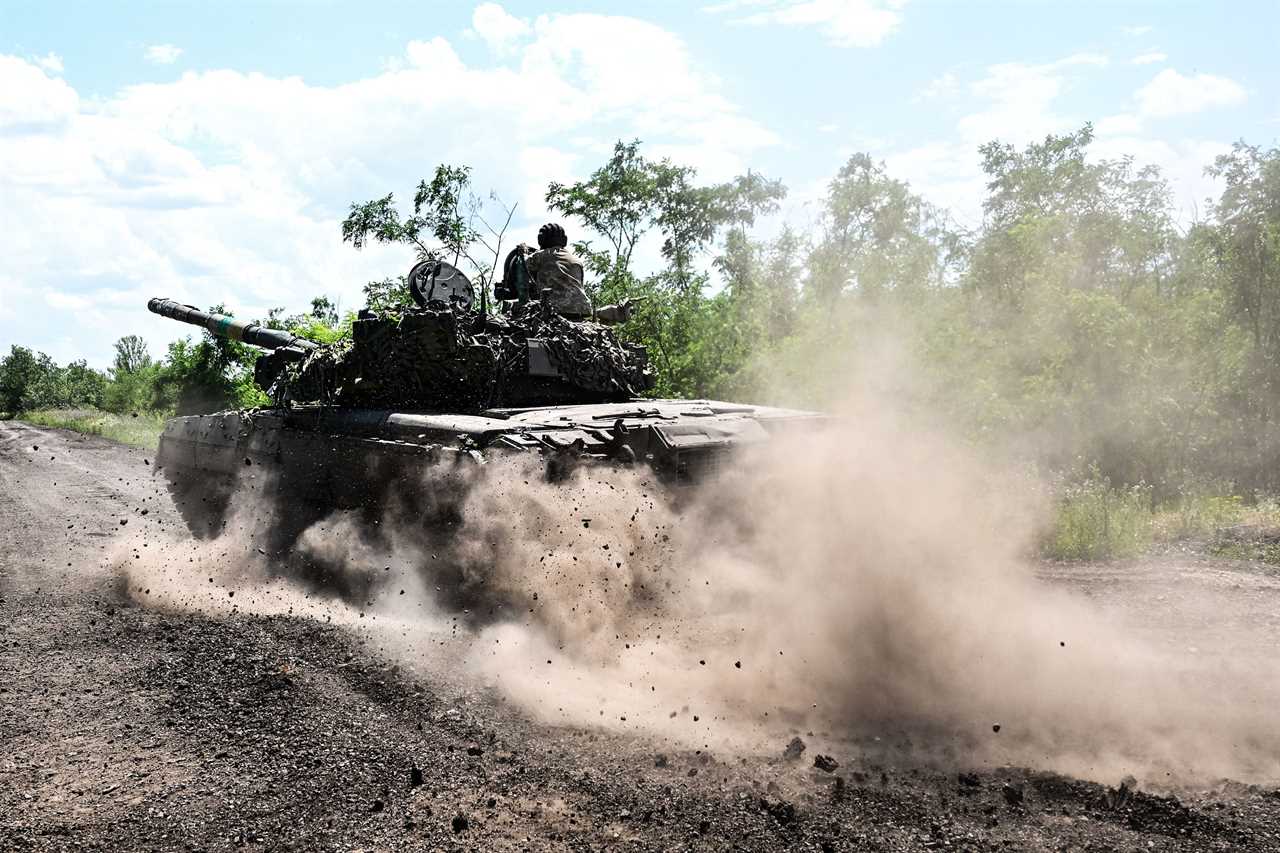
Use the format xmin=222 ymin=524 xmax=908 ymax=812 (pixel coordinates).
xmin=2 ymin=1 xmax=1276 ymax=367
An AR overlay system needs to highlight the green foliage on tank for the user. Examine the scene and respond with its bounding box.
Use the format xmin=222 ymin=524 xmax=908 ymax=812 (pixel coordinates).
xmin=152 ymin=297 xmax=653 ymax=413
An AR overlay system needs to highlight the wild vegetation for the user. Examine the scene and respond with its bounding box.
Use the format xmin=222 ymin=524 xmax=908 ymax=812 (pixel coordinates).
xmin=5 ymin=127 xmax=1280 ymax=558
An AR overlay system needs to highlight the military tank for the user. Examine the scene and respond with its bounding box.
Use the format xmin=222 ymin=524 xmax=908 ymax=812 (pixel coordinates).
xmin=149 ymin=261 xmax=824 ymax=549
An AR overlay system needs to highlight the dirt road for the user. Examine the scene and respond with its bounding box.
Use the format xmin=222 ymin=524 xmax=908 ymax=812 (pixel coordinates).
xmin=2 ymin=419 xmax=1279 ymax=851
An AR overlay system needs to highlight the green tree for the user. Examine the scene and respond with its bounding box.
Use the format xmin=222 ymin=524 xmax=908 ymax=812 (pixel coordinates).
xmin=362 ymin=276 xmax=415 ymax=312
xmin=343 ymin=165 xmax=517 ymax=305
xmin=546 ymin=140 xmax=787 ymax=396
xmin=1206 ymin=143 xmax=1280 ymax=352
xmin=309 ymin=296 xmax=339 ymax=327
xmin=112 ymin=335 xmax=152 ymax=375
xmin=0 ymin=345 xmax=39 ymax=413
xmin=969 ymin=125 xmax=1175 ymax=305
xmin=104 ymin=335 xmax=158 ymax=414
xmin=546 ymin=140 xmax=658 ymax=290
xmin=63 ymin=360 xmax=107 ymax=408
xmin=806 ymin=153 xmax=956 ymax=306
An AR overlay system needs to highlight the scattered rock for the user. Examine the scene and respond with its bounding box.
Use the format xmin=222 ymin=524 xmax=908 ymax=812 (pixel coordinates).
xmin=451 ymin=813 xmax=469 ymax=833
xmin=410 ymin=766 xmax=423 ymax=787
xmin=466 ymin=744 xmax=484 ymax=757
xmin=958 ymin=772 xmax=981 ymax=788
xmin=813 ymin=754 xmax=839 ymax=773
xmin=1002 ymin=783 xmax=1024 ymax=808
xmin=783 ymin=736 xmax=806 ymax=761
xmin=760 ymin=798 xmax=797 ymax=825
xmin=370 ymin=799 xmax=384 ymax=813
xmin=1103 ymin=779 xmax=1135 ymax=811
xmin=654 ymin=754 xmax=669 ymax=768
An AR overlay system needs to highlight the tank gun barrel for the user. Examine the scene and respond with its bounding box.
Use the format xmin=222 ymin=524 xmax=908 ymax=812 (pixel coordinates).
xmin=148 ymin=298 xmax=318 ymax=352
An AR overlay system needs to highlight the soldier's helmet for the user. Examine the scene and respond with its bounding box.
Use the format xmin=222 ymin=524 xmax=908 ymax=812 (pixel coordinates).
xmin=537 ymin=222 xmax=569 ymax=250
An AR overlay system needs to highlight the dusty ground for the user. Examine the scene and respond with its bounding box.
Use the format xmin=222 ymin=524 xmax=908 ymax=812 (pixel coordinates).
xmin=2 ymin=419 xmax=1279 ymax=852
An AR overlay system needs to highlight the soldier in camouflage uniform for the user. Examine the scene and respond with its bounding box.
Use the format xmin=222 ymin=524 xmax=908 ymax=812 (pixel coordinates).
xmin=524 ymin=223 xmax=632 ymax=325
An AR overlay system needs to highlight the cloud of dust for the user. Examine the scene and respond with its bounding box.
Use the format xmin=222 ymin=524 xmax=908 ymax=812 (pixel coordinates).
xmin=444 ymin=405 xmax=1280 ymax=785
xmin=115 ymin=325 xmax=1280 ymax=787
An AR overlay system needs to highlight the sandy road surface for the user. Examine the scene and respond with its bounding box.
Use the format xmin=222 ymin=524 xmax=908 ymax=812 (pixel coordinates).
xmin=2 ymin=418 xmax=1279 ymax=852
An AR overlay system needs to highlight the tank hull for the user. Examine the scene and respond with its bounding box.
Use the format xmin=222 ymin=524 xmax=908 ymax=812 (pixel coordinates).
xmin=156 ymin=399 xmax=825 ymax=538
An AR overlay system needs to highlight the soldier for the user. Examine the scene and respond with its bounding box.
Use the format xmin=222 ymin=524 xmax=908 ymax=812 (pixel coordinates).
xmin=523 ymin=223 xmax=633 ymax=324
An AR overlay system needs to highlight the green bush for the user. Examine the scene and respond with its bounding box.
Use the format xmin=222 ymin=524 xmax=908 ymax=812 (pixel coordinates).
xmin=1044 ymin=478 xmax=1153 ymax=561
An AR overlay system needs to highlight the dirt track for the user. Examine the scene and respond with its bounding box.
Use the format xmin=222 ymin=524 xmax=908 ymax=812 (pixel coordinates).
xmin=2 ymin=419 xmax=1280 ymax=852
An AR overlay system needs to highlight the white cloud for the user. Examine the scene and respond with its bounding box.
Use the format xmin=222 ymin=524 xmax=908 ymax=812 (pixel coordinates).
xmin=0 ymin=54 xmax=78 ymax=129
xmin=883 ymin=141 xmax=986 ymax=229
xmin=34 ymin=52 xmax=63 ymax=74
xmin=708 ymin=0 xmax=907 ymax=48
xmin=1130 ymin=51 xmax=1166 ymax=66
xmin=1094 ymin=113 xmax=1142 ymax=136
xmin=470 ymin=2 xmax=532 ymax=54
xmin=915 ymin=70 xmax=958 ymax=101
xmin=873 ymin=52 xmax=1237 ymax=230
xmin=957 ymin=53 xmax=1107 ymax=145
xmin=0 ymin=13 xmax=776 ymax=366
xmin=144 ymin=44 xmax=183 ymax=65
xmin=1136 ymin=68 xmax=1246 ymax=118
xmin=1122 ymin=25 xmax=1153 ymax=37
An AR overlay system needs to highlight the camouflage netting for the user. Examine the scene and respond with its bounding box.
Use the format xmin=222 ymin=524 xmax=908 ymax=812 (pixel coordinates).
xmin=261 ymin=303 xmax=653 ymax=411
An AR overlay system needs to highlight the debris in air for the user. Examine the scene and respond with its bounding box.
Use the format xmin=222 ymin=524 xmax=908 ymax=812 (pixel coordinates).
xmin=783 ymin=737 xmax=806 ymax=761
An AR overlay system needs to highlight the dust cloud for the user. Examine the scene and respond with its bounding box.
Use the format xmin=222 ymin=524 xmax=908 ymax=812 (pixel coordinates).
xmin=445 ymin=404 xmax=1280 ymax=785
xmin=115 ymin=355 xmax=1280 ymax=788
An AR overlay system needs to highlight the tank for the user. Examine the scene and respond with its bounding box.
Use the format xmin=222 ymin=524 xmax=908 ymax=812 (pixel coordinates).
xmin=148 ymin=267 xmax=825 ymax=551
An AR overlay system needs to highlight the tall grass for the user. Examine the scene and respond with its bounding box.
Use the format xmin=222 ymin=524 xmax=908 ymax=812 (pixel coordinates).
xmin=1151 ymin=491 xmax=1246 ymax=541
xmin=1043 ymin=478 xmax=1154 ymax=561
xmin=19 ymin=408 xmax=165 ymax=449
xmin=1043 ymin=473 xmax=1280 ymax=561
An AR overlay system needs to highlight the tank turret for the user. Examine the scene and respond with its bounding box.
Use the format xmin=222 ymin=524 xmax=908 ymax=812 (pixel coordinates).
xmin=148 ymin=286 xmax=654 ymax=411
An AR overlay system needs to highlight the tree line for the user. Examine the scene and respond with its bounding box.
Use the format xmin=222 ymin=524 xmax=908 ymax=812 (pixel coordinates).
xmin=4 ymin=127 xmax=1280 ymax=496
